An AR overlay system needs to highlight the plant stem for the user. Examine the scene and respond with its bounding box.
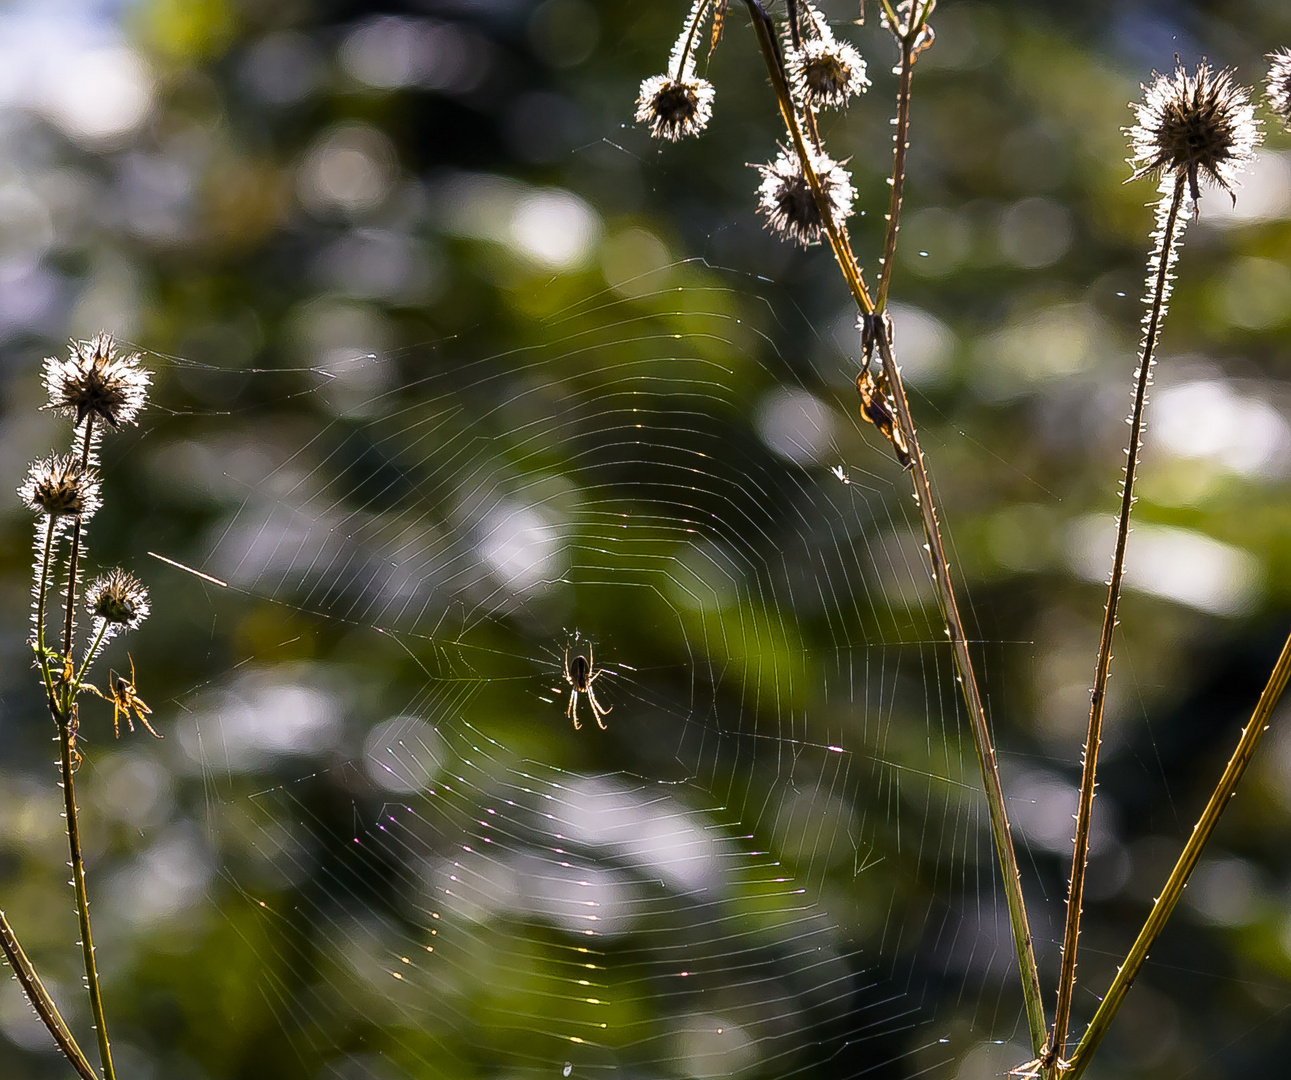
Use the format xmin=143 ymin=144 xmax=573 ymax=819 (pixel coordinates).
xmin=0 ymin=909 xmax=98 ymax=1080
xmin=742 ymin=0 xmax=874 ymax=313
xmin=35 ymin=515 xmax=58 ymax=703
xmin=1064 ymin=625 xmax=1291 ymax=1080
xmin=57 ymin=698 xmax=115 ymax=1080
xmin=61 ymin=419 xmax=95 ymax=658
xmin=744 ymin=0 xmax=1045 ymax=1052
xmin=875 ymin=14 xmax=919 ymax=312
xmin=873 ymin=325 xmax=1048 ymax=1056
xmin=1049 ymin=175 xmax=1187 ymax=1067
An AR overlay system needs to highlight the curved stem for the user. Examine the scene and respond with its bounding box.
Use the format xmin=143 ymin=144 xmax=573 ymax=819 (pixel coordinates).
xmin=57 ymin=698 xmax=116 ymax=1080
xmin=0 ymin=909 xmax=98 ymax=1080
xmin=1049 ymin=175 xmax=1187 ymax=1066
xmin=1065 ymin=626 xmax=1291 ymax=1080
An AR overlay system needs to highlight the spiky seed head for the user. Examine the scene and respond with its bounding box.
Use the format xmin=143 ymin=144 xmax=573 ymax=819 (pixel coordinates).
xmin=1267 ymin=49 xmax=1291 ymax=131
xmin=635 ymin=74 xmax=715 ymax=141
xmin=19 ymin=455 xmax=101 ymax=518
xmin=87 ymin=569 xmax=149 ymax=633
xmin=789 ymin=37 xmax=869 ymax=110
xmin=43 ymin=332 xmax=151 ymax=430
xmin=1127 ymin=62 xmax=1261 ymax=204
xmin=755 ymin=147 xmax=855 ymax=247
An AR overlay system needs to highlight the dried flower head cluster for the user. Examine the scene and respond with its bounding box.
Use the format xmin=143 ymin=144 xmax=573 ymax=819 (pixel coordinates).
xmin=635 ymin=0 xmax=715 ymax=142
xmin=43 ymin=333 xmax=151 ymax=430
xmin=755 ymin=147 xmax=855 ymax=247
xmin=20 ymin=455 xmax=101 ymax=519
xmin=1127 ymin=62 xmax=1261 ymax=204
xmin=1268 ymin=49 xmax=1291 ymax=131
xmin=86 ymin=569 xmax=150 ymax=638
xmin=787 ymin=7 xmax=869 ymax=110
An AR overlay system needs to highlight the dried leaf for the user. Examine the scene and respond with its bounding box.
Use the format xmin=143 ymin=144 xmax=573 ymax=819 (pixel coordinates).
xmin=707 ymin=0 xmax=729 ymax=64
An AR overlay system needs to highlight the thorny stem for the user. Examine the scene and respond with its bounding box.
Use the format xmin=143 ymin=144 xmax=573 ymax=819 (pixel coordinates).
xmin=1049 ymin=175 xmax=1187 ymax=1069
xmin=874 ymin=326 xmax=1048 ymax=1057
xmin=1064 ymin=626 xmax=1291 ymax=1080
xmin=60 ymin=419 xmax=96 ymax=659
xmin=57 ymin=699 xmax=116 ymax=1080
xmin=875 ymin=7 xmax=926 ymax=312
xmin=0 ymin=909 xmax=98 ymax=1080
xmin=744 ymin=0 xmax=1046 ymax=1053
xmin=784 ymin=0 xmax=824 ymax=153
xmin=35 ymin=515 xmax=58 ymax=703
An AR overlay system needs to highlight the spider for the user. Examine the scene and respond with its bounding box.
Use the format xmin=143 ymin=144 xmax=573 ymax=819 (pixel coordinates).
xmin=87 ymin=654 xmax=160 ymax=739
xmin=563 ymin=643 xmax=612 ymax=730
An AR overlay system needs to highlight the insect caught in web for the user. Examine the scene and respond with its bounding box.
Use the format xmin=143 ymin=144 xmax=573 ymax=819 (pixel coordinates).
xmin=87 ymin=654 xmax=160 ymax=739
xmin=562 ymin=642 xmax=613 ymax=730
xmin=856 ymin=312 xmax=912 ymax=468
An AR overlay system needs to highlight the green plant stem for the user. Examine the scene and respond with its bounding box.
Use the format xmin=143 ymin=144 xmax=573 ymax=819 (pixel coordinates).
xmin=56 ymin=698 xmax=115 ymax=1080
xmin=1049 ymin=175 xmax=1186 ymax=1069
xmin=873 ymin=325 xmax=1048 ymax=1056
xmin=0 ymin=908 xmax=98 ymax=1080
xmin=1064 ymin=625 xmax=1291 ymax=1080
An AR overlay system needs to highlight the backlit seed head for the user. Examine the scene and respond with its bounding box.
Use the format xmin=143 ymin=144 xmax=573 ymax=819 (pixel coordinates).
xmin=635 ymin=74 xmax=715 ymax=141
xmin=87 ymin=569 xmax=149 ymax=633
xmin=1127 ymin=62 xmax=1261 ymax=204
xmin=755 ymin=147 xmax=855 ymax=247
xmin=790 ymin=37 xmax=869 ymax=110
xmin=1267 ymin=49 xmax=1291 ymax=131
xmin=19 ymin=455 xmax=101 ymax=518
xmin=43 ymin=332 xmax=150 ymax=430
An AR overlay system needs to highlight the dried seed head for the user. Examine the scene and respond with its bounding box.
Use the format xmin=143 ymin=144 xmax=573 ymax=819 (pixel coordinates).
xmin=43 ymin=332 xmax=150 ymax=430
xmin=1267 ymin=49 xmax=1291 ymax=131
xmin=635 ymin=74 xmax=715 ymax=141
xmin=755 ymin=147 xmax=855 ymax=247
xmin=1127 ymin=62 xmax=1261 ymax=205
xmin=19 ymin=455 xmax=101 ymax=518
xmin=87 ymin=569 xmax=149 ymax=635
xmin=790 ymin=37 xmax=869 ymax=111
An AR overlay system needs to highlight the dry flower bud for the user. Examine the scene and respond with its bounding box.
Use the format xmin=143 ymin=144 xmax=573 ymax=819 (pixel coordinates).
xmin=755 ymin=147 xmax=855 ymax=247
xmin=635 ymin=74 xmax=715 ymax=141
xmin=19 ymin=455 xmax=101 ymax=518
xmin=790 ymin=36 xmax=869 ymax=111
xmin=43 ymin=332 xmax=150 ymax=430
xmin=1127 ymin=61 xmax=1261 ymax=205
xmin=86 ymin=569 xmax=149 ymax=635
xmin=1267 ymin=49 xmax=1291 ymax=132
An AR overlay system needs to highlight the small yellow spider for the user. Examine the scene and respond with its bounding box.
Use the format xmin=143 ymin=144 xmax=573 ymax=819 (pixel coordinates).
xmin=563 ymin=643 xmax=612 ymax=730
xmin=88 ymin=654 xmax=160 ymax=739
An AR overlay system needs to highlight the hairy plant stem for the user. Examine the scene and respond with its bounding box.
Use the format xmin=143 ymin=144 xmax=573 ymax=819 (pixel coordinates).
xmin=1064 ymin=626 xmax=1291 ymax=1080
xmin=875 ymin=14 xmax=918 ymax=311
xmin=1049 ymin=175 xmax=1187 ymax=1070
xmin=744 ymin=0 xmax=1046 ymax=1053
xmin=0 ymin=909 xmax=98 ymax=1080
xmin=35 ymin=515 xmax=57 ymax=702
xmin=57 ymin=697 xmax=115 ymax=1080
xmin=50 ymin=412 xmax=116 ymax=1080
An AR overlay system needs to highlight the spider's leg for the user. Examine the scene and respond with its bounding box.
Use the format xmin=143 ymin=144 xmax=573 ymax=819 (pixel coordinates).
xmin=567 ymin=689 xmax=581 ymax=729
xmin=587 ymin=685 xmax=611 ymax=729
xmin=134 ymin=700 xmax=162 ymax=739
xmin=564 ymin=647 xmax=571 ymax=683
xmin=587 ymin=641 xmax=593 ymax=673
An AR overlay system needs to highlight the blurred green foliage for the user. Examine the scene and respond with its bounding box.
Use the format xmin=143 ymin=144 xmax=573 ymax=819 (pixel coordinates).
xmin=1 ymin=1 xmax=1291 ymax=1078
